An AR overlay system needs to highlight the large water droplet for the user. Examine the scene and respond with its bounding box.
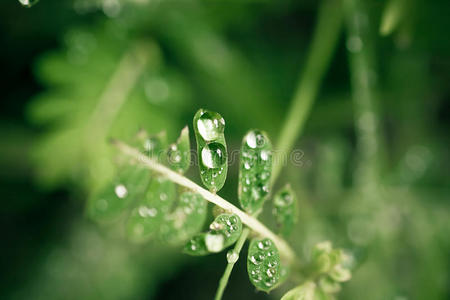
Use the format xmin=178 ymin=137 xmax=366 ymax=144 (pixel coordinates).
xmin=246 ymin=130 xmax=266 ymax=149
xmin=114 ymin=184 xmax=128 ymax=198
xmin=197 ymin=110 xmax=225 ymax=141
xmin=201 ymin=143 xmax=226 ymax=169
xmin=205 ymin=233 xmax=224 ymax=253
xmin=18 ymin=0 xmax=39 ymax=7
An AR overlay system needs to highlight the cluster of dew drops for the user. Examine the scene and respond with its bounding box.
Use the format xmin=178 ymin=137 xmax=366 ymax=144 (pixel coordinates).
xmin=241 ymin=130 xmax=272 ymax=204
xmin=249 ymin=238 xmax=280 ymax=288
xmin=197 ymin=111 xmax=227 ymax=187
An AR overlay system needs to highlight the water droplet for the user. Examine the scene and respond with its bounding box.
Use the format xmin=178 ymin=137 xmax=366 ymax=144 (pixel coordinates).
xmin=18 ymin=0 xmax=39 ymax=7
xmin=160 ymin=193 xmax=167 ymax=201
xmin=114 ymin=184 xmax=128 ymax=198
xmin=197 ymin=110 xmax=225 ymax=141
xmin=168 ymin=144 xmax=182 ymax=163
xmin=260 ymin=150 xmax=270 ymax=161
xmin=246 ymin=130 xmax=266 ymax=149
xmin=227 ymin=250 xmax=239 ymax=264
xmin=266 ymin=268 xmax=276 ymax=278
xmin=205 ymin=233 xmax=224 ymax=253
xmin=210 ymin=221 xmax=223 ymax=231
xmin=201 ymin=143 xmax=227 ymax=169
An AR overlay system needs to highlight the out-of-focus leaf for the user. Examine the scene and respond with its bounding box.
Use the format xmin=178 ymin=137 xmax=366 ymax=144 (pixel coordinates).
xmin=273 ymin=184 xmax=298 ymax=237
xmin=126 ymin=177 xmax=176 ymax=242
xmin=87 ymin=163 xmax=151 ymax=222
xmin=166 ymin=126 xmax=190 ymax=173
xmin=247 ymin=238 xmax=281 ymax=292
xmin=238 ymin=130 xmax=273 ymax=214
xmin=193 ymin=109 xmax=227 ymax=192
xmin=281 ymin=281 xmax=316 ymax=300
xmin=159 ymin=191 xmax=207 ymax=245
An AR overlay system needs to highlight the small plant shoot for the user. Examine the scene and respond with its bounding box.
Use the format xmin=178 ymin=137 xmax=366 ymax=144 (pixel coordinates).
xmin=273 ymin=184 xmax=298 ymax=237
xmin=193 ymin=109 xmax=227 ymax=193
xmin=247 ymin=238 xmax=281 ymax=292
xmin=238 ymin=130 xmax=273 ymax=214
xmin=184 ymin=213 xmax=242 ymax=255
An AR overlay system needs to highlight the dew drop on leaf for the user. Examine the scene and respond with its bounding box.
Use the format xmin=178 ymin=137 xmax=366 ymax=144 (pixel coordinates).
xmin=196 ymin=110 xmax=225 ymax=141
xmin=159 ymin=192 xmax=207 ymax=245
xmin=167 ymin=126 xmax=190 ymax=173
xmin=18 ymin=0 xmax=39 ymax=7
xmin=193 ymin=109 xmax=228 ymax=192
xmin=238 ymin=130 xmax=273 ymax=214
xmin=201 ymin=142 xmax=227 ymax=169
xmin=247 ymin=238 xmax=281 ymax=292
xmin=226 ymin=250 xmax=239 ymax=264
xmin=87 ymin=164 xmax=150 ymax=222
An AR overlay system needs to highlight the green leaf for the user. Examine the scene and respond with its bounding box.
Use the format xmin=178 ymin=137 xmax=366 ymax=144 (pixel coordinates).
xmin=247 ymin=238 xmax=281 ymax=292
xmin=159 ymin=191 xmax=208 ymax=245
xmin=281 ymin=282 xmax=316 ymax=300
xmin=318 ymin=276 xmax=341 ymax=294
xmin=329 ymin=265 xmax=351 ymax=282
xmin=125 ymin=177 xmax=176 ymax=242
xmin=183 ymin=213 xmax=242 ymax=256
xmin=238 ymin=130 xmax=272 ymax=214
xmin=183 ymin=233 xmax=209 ymax=256
xmin=273 ymin=184 xmax=298 ymax=237
xmin=134 ymin=130 xmax=168 ymax=161
xmin=167 ymin=126 xmax=191 ymax=173
xmin=87 ymin=163 xmax=151 ymax=222
xmin=193 ymin=109 xmax=228 ymax=192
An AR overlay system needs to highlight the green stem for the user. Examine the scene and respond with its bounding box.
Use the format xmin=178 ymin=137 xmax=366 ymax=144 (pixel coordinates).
xmin=344 ymin=0 xmax=381 ymax=190
xmin=272 ymin=0 xmax=344 ymax=184
xmin=214 ymin=228 xmax=250 ymax=300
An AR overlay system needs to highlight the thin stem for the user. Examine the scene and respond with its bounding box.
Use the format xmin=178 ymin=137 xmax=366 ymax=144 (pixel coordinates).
xmin=272 ymin=0 xmax=344 ymax=184
xmin=214 ymin=228 xmax=250 ymax=300
xmin=87 ymin=41 xmax=157 ymax=143
xmin=344 ymin=0 xmax=381 ymax=190
xmin=112 ymin=140 xmax=297 ymax=264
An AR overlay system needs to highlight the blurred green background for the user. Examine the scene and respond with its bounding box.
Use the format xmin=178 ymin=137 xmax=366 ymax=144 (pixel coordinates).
xmin=0 ymin=0 xmax=449 ymax=299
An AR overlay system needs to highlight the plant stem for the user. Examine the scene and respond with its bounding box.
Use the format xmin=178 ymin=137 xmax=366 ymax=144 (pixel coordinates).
xmin=214 ymin=227 xmax=250 ymax=300
xmin=87 ymin=41 xmax=157 ymax=143
xmin=112 ymin=140 xmax=298 ymax=264
xmin=272 ymin=0 xmax=344 ymax=184
xmin=344 ymin=0 xmax=381 ymax=190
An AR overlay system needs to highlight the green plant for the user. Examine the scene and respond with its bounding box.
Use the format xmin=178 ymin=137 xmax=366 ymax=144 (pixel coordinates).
xmin=86 ymin=107 xmax=351 ymax=299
